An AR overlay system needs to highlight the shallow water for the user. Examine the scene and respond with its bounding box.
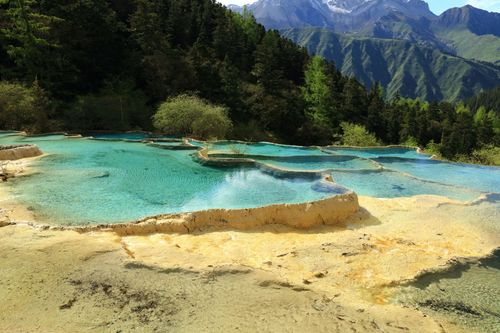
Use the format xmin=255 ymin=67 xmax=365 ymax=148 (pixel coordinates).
xmin=253 ymin=155 xmax=378 ymax=171
xmin=202 ymin=141 xmax=328 ymax=156
xmin=87 ymin=132 xmax=176 ymax=141
xmin=392 ymin=251 xmax=500 ymax=333
xmin=332 ymin=169 xmax=480 ymax=201
xmin=1 ymin=133 xmax=498 ymax=225
xmin=324 ymin=146 xmax=428 ymax=159
xmin=149 ymin=141 xmax=183 ymax=146
xmin=377 ymin=157 xmax=500 ymax=193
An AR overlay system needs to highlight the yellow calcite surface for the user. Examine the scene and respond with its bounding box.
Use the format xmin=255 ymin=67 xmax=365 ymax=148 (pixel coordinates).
xmin=0 ymin=144 xmax=42 ymax=160
xmin=121 ymin=195 xmax=499 ymax=296
xmin=1 ymin=192 xmax=498 ymax=332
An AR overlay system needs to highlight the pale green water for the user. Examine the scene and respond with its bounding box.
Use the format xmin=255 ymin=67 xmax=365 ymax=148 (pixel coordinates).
xmin=1 ymin=132 xmax=498 ymax=225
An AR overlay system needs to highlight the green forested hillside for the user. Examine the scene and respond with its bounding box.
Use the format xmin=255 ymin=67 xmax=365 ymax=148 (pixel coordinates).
xmin=0 ymin=0 xmax=312 ymax=142
xmin=433 ymin=28 xmax=500 ymax=65
xmin=282 ymin=28 xmax=500 ymax=102
xmin=0 ymin=0 xmax=498 ymax=163
xmin=367 ymin=8 xmax=500 ymax=66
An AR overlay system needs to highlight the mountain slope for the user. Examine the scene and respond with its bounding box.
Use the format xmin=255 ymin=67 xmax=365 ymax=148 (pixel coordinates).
xmin=229 ymin=1 xmax=500 ymax=100
xmin=434 ymin=28 xmax=500 ymax=65
xmin=433 ymin=6 xmax=500 ymax=65
xmin=231 ymin=1 xmax=500 ymax=65
xmin=282 ymin=28 xmax=500 ymax=101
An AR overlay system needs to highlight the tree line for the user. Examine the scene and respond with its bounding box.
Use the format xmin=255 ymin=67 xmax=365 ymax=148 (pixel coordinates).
xmin=0 ymin=0 xmax=498 ymax=164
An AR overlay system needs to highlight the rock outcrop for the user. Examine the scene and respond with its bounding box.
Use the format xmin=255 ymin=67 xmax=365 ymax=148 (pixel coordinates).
xmin=65 ymin=192 xmax=360 ymax=236
xmin=0 ymin=144 xmax=42 ymax=160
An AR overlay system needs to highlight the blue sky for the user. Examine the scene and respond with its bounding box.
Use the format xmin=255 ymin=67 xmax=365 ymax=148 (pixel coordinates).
xmin=427 ymin=0 xmax=500 ymax=14
xmin=217 ymin=0 xmax=500 ymax=14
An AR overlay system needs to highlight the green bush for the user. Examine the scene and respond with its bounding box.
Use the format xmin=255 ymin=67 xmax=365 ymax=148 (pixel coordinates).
xmin=456 ymin=145 xmax=500 ymax=166
xmin=402 ymin=136 xmax=419 ymax=147
xmin=339 ymin=122 xmax=381 ymax=147
xmin=0 ymin=81 xmax=54 ymax=133
xmin=192 ymin=108 xmax=232 ymax=140
xmin=153 ymin=95 xmax=232 ymax=140
xmin=424 ymin=140 xmax=441 ymax=156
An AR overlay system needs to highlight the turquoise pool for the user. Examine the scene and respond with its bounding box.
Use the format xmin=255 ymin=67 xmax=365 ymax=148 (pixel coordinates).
xmin=249 ymin=155 xmax=379 ymax=171
xmin=0 ymin=133 xmax=498 ymax=225
xmin=87 ymin=132 xmax=177 ymax=141
xmin=0 ymin=135 xmax=339 ymax=225
xmin=196 ymin=140 xmax=329 ymax=156
xmin=324 ymin=146 xmax=429 ymax=159
xmin=376 ymin=157 xmax=500 ymax=193
xmin=331 ymin=169 xmax=479 ymax=199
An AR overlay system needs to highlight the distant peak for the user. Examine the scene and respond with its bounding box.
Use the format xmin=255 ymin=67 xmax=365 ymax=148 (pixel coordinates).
xmin=438 ymin=4 xmax=500 ymax=36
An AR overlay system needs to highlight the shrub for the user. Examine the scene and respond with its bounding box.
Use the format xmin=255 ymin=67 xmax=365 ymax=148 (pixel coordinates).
xmin=402 ymin=136 xmax=419 ymax=147
xmin=153 ymin=95 xmax=232 ymax=140
xmin=191 ymin=107 xmax=232 ymax=140
xmin=340 ymin=122 xmax=381 ymax=147
xmin=0 ymin=82 xmax=33 ymax=130
xmin=456 ymin=145 xmax=500 ymax=166
xmin=424 ymin=140 xmax=441 ymax=156
xmin=0 ymin=81 xmax=54 ymax=133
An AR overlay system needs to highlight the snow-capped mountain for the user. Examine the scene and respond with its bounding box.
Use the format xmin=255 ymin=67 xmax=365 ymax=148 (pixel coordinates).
xmin=323 ymin=0 xmax=373 ymax=13
xmin=230 ymin=0 xmax=435 ymax=30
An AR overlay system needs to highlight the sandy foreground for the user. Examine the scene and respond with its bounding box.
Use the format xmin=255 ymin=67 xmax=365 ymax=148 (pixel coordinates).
xmin=0 ymin=158 xmax=499 ymax=332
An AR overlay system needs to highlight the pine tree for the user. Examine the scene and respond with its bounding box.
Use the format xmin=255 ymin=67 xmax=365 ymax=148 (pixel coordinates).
xmin=441 ymin=107 xmax=477 ymax=157
xmin=474 ymin=106 xmax=494 ymax=145
xmin=1 ymin=0 xmax=60 ymax=83
xmin=366 ymin=82 xmax=385 ymax=141
xmin=399 ymin=100 xmax=418 ymax=143
xmin=302 ymin=57 xmax=335 ymax=125
xmin=219 ymin=56 xmax=244 ymax=120
xmin=252 ymin=31 xmax=284 ymax=93
xmin=342 ymin=77 xmax=367 ymax=124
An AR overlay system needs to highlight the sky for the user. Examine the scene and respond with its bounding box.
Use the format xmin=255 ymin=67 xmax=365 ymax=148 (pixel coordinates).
xmin=217 ymin=0 xmax=500 ymax=14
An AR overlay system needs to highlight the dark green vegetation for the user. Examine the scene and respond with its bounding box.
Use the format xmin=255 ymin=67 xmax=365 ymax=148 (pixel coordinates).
xmin=0 ymin=0 xmax=498 ymax=164
xmin=282 ymin=28 xmax=500 ymax=102
xmin=466 ymin=86 xmax=500 ymax=115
